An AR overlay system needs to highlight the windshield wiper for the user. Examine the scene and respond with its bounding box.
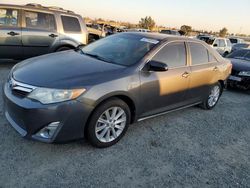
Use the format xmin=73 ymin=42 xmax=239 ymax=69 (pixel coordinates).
xmin=81 ymin=51 xmax=116 ymax=64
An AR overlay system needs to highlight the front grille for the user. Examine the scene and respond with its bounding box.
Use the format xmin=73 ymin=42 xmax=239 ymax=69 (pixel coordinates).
xmin=8 ymin=78 xmax=36 ymax=98
xmin=12 ymin=89 xmax=30 ymax=97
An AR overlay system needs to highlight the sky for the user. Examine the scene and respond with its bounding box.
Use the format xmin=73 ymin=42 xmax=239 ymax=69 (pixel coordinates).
xmin=2 ymin=0 xmax=250 ymax=35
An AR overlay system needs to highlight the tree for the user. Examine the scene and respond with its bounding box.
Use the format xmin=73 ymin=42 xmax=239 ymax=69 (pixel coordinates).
xmin=139 ymin=16 xmax=156 ymax=30
xmin=97 ymin=18 xmax=105 ymax=22
xmin=219 ymin=27 xmax=228 ymax=37
xmin=180 ymin=25 xmax=192 ymax=36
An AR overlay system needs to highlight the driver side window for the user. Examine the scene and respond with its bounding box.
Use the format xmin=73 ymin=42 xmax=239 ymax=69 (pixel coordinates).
xmin=152 ymin=42 xmax=187 ymax=68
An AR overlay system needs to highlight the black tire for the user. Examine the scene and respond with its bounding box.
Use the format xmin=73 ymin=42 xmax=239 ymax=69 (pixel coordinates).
xmin=56 ymin=46 xmax=73 ymax=52
xmin=223 ymin=51 xmax=229 ymax=57
xmin=200 ymin=82 xmax=223 ymax=110
xmin=86 ymin=98 xmax=131 ymax=148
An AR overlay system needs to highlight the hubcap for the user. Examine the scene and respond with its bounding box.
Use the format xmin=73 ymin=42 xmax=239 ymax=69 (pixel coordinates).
xmin=208 ymin=85 xmax=220 ymax=107
xmin=95 ymin=107 xmax=127 ymax=143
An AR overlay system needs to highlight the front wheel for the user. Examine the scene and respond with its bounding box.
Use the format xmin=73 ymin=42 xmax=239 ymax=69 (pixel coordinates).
xmin=86 ymin=98 xmax=131 ymax=148
xmin=200 ymin=83 xmax=222 ymax=110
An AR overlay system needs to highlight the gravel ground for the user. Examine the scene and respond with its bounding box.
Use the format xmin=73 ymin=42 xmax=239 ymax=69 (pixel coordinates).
xmin=0 ymin=61 xmax=250 ymax=188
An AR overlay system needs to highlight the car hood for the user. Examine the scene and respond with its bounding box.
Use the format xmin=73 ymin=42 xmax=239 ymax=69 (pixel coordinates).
xmin=12 ymin=50 xmax=125 ymax=89
xmin=227 ymin=58 xmax=250 ymax=72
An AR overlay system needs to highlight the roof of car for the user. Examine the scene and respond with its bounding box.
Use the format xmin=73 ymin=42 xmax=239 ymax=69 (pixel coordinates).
xmin=123 ymin=32 xmax=201 ymax=42
xmin=0 ymin=3 xmax=77 ymax=15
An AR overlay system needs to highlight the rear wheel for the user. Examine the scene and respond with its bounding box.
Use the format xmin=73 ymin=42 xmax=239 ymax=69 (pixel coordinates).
xmin=86 ymin=98 xmax=131 ymax=148
xmin=200 ymin=83 xmax=222 ymax=110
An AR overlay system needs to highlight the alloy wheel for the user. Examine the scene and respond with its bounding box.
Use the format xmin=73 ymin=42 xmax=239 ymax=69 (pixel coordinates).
xmin=208 ymin=85 xmax=220 ymax=107
xmin=95 ymin=107 xmax=127 ymax=143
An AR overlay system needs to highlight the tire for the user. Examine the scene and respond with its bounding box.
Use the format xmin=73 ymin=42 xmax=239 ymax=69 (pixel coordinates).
xmin=200 ymin=82 xmax=222 ymax=110
xmin=56 ymin=46 xmax=73 ymax=52
xmin=86 ymin=98 xmax=131 ymax=148
xmin=223 ymin=51 xmax=229 ymax=57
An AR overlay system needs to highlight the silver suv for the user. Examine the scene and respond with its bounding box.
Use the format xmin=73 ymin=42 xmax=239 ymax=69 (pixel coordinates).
xmin=199 ymin=36 xmax=232 ymax=56
xmin=0 ymin=3 xmax=88 ymax=60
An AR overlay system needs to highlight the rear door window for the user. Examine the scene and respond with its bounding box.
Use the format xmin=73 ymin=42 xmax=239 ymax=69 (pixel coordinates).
xmin=0 ymin=8 xmax=18 ymax=26
xmin=189 ymin=42 xmax=209 ymax=65
xmin=24 ymin=11 xmax=56 ymax=31
xmin=61 ymin=16 xmax=81 ymax=33
xmin=152 ymin=42 xmax=187 ymax=68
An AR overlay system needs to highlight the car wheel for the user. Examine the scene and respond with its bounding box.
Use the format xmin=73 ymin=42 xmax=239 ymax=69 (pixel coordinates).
xmin=56 ymin=46 xmax=72 ymax=52
xmin=86 ymin=98 xmax=131 ymax=148
xmin=200 ymin=83 xmax=222 ymax=110
xmin=223 ymin=51 xmax=229 ymax=57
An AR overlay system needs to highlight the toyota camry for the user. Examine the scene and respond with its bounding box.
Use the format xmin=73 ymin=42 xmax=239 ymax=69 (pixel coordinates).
xmin=3 ymin=33 xmax=232 ymax=147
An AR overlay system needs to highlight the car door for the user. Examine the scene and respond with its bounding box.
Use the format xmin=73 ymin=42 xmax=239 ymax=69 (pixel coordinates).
xmin=22 ymin=10 xmax=59 ymax=58
xmin=0 ymin=7 xmax=22 ymax=59
xmin=225 ymin=39 xmax=232 ymax=53
xmin=218 ymin=39 xmax=226 ymax=55
xmin=139 ymin=41 xmax=191 ymax=117
xmin=186 ymin=42 xmax=219 ymax=102
xmin=212 ymin=39 xmax=221 ymax=55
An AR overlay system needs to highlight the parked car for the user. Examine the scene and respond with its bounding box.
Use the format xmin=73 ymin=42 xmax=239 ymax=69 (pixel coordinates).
xmin=231 ymin=43 xmax=250 ymax=52
xmin=229 ymin=37 xmax=245 ymax=45
xmin=3 ymin=33 xmax=231 ymax=148
xmin=0 ymin=3 xmax=88 ymax=60
xmin=86 ymin=23 xmax=106 ymax=43
xmin=160 ymin=30 xmax=180 ymax=36
xmin=226 ymin=49 xmax=250 ymax=90
xmin=199 ymin=36 xmax=232 ymax=56
xmin=197 ymin=34 xmax=213 ymax=40
xmin=197 ymin=34 xmax=213 ymax=41
xmin=126 ymin=28 xmax=150 ymax=32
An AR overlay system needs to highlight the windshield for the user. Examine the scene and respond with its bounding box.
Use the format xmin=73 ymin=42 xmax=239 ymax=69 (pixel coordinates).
xmin=81 ymin=33 xmax=159 ymax=66
xmin=227 ymin=50 xmax=250 ymax=61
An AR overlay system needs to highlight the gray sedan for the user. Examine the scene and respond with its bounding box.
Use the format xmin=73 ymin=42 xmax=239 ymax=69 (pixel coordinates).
xmin=3 ymin=33 xmax=231 ymax=147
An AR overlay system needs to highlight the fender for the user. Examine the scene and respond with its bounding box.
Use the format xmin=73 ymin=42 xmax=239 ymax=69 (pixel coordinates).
xmin=49 ymin=39 xmax=81 ymax=52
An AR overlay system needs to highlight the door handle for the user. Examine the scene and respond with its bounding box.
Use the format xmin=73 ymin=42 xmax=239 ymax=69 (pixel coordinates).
xmin=49 ymin=34 xmax=58 ymax=38
xmin=213 ymin=66 xmax=219 ymax=71
xmin=182 ymin=72 xmax=190 ymax=78
xmin=7 ymin=31 xmax=19 ymax=36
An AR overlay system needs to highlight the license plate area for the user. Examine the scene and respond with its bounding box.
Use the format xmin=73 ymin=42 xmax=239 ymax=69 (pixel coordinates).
xmin=229 ymin=76 xmax=242 ymax=82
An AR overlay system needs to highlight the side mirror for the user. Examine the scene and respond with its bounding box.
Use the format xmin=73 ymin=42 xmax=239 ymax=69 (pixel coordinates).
xmin=75 ymin=44 xmax=85 ymax=51
xmin=147 ymin=60 xmax=168 ymax=72
xmin=213 ymin=44 xmax=218 ymax=47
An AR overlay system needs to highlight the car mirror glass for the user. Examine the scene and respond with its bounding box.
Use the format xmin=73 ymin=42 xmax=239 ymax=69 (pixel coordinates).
xmin=146 ymin=60 xmax=168 ymax=72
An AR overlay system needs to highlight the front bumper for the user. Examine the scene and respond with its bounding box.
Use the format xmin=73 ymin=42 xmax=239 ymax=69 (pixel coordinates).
xmin=3 ymin=82 xmax=94 ymax=143
xmin=227 ymin=75 xmax=250 ymax=89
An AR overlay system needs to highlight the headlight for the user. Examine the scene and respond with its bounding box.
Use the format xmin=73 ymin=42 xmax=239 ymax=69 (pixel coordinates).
xmin=238 ymin=71 xmax=250 ymax=77
xmin=28 ymin=88 xmax=86 ymax=104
